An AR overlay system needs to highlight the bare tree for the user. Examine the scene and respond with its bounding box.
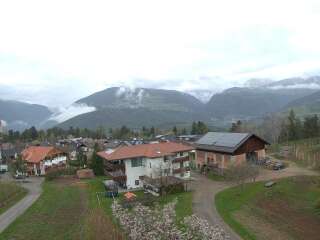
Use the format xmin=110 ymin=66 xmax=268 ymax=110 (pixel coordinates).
xmin=260 ymin=113 xmax=284 ymax=143
xmin=226 ymin=163 xmax=260 ymax=192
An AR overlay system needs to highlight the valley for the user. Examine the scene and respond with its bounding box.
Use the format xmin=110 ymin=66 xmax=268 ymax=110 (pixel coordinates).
xmin=1 ymin=76 xmax=320 ymax=131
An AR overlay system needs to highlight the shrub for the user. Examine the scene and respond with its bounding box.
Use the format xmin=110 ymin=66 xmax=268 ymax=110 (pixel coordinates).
xmin=45 ymin=167 xmax=77 ymax=181
xmin=112 ymin=198 xmax=229 ymax=239
xmin=315 ymin=199 xmax=320 ymax=213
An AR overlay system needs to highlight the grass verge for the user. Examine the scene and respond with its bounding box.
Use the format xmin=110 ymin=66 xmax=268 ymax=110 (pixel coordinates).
xmin=215 ymin=176 xmax=320 ymax=240
xmin=0 ymin=182 xmax=28 ymax=215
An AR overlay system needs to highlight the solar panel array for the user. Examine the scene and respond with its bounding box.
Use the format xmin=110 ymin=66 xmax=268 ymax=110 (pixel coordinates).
xmin=196 ymin=132 xmax=249 ymax=147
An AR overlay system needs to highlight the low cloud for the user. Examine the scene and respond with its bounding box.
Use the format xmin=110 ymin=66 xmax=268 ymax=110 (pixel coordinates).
xmin=269 ymin=83 xmax=320 ymax=90
xmin=49 ymin=104 xmax=96 ymax=123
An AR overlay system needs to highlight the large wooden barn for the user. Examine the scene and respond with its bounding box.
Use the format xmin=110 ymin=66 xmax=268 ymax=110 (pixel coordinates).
xmin=195 ymin=132 xmax=269 ymax=171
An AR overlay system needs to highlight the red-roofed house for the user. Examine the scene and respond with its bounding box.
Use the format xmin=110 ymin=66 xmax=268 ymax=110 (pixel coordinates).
xmin=98 ymin=142 xmax=194 ymax=189
xmin=22 ymin=146 xmax=67 ymax=175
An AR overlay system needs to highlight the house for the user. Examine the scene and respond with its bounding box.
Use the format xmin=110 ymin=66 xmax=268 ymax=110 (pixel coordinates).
xmin=97 ymin=142 xmax=194 ymax=189
xmin=0 ymin=120 xmax=7 ymax=134
xmin=195 ymin=132 xmax=269 ymax=172
xmin=177 ymin=135 xmax=202 ymax=143
xmin=0 ymin=147 xmax=19 ymax=164
xmin=21 ymin=146 xmax=67 ymax=175
xmin=103 ymin=140 xmax=131 ymax=151
xmin=154 ymin=134 xmax=177 ymax=142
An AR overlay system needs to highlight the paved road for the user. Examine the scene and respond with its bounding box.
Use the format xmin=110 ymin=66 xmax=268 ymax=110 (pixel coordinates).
xmin=0 ymin=175 xmax=43 ymax=233
xmin=191 ymin=162 xmax=319 ymax=240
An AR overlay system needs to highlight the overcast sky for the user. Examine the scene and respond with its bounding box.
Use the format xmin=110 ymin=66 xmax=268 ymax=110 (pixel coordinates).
xmin=1 ymin=0 xmax=320 ymax=107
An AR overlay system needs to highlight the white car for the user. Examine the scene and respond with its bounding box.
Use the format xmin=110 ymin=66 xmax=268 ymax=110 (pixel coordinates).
xmin=0 ymin=164 xmax=8 ymax=173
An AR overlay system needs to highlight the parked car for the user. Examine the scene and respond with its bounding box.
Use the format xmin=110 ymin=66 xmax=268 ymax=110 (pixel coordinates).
xmin=14 ymin=171 xmax=28 ymax=179
xmin=264 ymin=159 xmax=273 ymax=168
xmin=273 ymin=162 xmax=285 ymax=170
xmin=0 ymin=164 xmax=8 ymax=173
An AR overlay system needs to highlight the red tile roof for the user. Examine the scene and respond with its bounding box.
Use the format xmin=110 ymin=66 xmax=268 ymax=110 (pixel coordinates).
xmin=98 ymin=142 xmax=194 ymax=161
xmin=21 ymin=146 xmax=64 ymax=164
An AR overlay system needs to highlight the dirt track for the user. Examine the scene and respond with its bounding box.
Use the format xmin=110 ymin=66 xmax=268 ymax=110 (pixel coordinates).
xmin=191 ymin=162 xmax=319 ymax=240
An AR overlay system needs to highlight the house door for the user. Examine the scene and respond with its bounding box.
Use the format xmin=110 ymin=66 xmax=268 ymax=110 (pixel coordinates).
xmin=246 ymin=151 xmax=258 ymax=163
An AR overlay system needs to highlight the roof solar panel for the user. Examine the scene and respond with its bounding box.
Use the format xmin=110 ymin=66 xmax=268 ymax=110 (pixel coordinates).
xmin=196 ymin=132 xmax=249 ymax=147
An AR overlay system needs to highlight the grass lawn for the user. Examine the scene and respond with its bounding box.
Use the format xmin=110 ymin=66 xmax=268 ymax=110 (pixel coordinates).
xmin=157 ymin=191 xmax=193 ymax=224
xmin=0 ymin=176 xmax=193 ymax=240
xmin=216 ymin=176 xmax=320 ymax=240
xmin=0 ymin=182 xmax=28 ymax=215
xmin=0 ymin=177 xmax=124 ymax=240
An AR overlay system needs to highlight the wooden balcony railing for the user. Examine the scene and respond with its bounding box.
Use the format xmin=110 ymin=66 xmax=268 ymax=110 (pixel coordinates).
xmin=172 ymin=156 xmax=189 ymax=163
xmin=104 ymin=169 xmax=127 ymax=183
xmin=173 ymin=166 xmax=191 ymax=174
xmin=104 ymin=161 xmax=125 ymax=172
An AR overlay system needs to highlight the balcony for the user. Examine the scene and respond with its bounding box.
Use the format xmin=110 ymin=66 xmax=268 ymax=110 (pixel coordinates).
xmin=207 ymin=162 xmax=219 ymax=169
xmin=104 ymin=161 xmax=125 ymax=172
xmin=173 ymin=166 xmax=191 ymax=174
xmin=104 ymin=169 xmax=127 ymax=183
xmin=172 ymin=156 xmax=189 ymax=163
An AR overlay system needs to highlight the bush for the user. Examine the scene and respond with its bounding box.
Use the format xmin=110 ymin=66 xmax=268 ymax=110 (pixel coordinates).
xmin=315 ymin=199 xmax=320 ymax=213
xmin=45 ymin=167 xmax=77 ymax=181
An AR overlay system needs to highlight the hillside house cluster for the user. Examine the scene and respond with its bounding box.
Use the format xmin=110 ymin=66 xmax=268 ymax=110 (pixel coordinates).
xmin=98 ymin=142 xmax=194 ymax=189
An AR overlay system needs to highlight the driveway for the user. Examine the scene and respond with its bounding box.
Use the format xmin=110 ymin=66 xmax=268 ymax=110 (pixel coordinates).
xmin=191 ymin=162 xmax=319 ymax=240
xmin=0 ymin=176 xmax=44 ymax=233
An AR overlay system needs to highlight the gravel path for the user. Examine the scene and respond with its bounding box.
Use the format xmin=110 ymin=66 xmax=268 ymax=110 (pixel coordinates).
xmin=191 ymin=162 xmax=319 ymax=240
xmin=0 ymin=176 xmax=44 ymax=233
xmin=191 ymin=173 xmax=241 ymax=240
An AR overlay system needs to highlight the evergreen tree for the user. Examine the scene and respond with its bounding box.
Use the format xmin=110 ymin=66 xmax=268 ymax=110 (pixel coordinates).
xmin=191 ymin=122 xmax=197 ymax=134
xmin=90 ymin=143 xmax=104 ymax=175
xmin=197 ymin=121 xmax=208 ymax=134
xmin=172 ymin=126 xmax=178 ymax=136
xmin=181 ymin=128 xmax=187 ymax=135
xmin=287 ymin=110 xmax=299 ymax=141
xmin=230 ymin=120 xmax=242 ymax=132
xmin=150 ymin=126 xmax=155 ymax=137
xmin=303 ymin=115 xmax=319 ymax=138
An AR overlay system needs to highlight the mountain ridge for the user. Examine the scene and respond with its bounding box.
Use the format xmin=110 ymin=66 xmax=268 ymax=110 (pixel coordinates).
xmin=3 ymin=76 xmax=320 ymax=131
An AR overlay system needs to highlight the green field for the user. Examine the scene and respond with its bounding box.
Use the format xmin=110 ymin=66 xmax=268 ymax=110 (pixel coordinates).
xmin=0 ymin=177 xmax=193 ymax=240
xmin=216 ymin=176 xmax=320 ymax=240
xmin=0 ymin=177 xmax=123 ymax=240
xmin=0 ymin=182 xmax=27 ymax=215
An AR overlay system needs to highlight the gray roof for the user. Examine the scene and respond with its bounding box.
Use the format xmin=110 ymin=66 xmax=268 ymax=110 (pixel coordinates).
xmin=195 ymin=132 xmax=252 ymax=154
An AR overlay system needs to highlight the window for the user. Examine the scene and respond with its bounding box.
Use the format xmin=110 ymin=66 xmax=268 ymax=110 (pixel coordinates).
xmin=179 ymin=152 xmax=184 ymax=157
xmin=131 ymin=158 xmax=143 ymax=167
xmin=135 ymin=180 xmax=140 ymax=186
xmin=149 ymin=162 xmax=152 ymax=168
xmin=164 ymin=156 xmax=169 ymax=162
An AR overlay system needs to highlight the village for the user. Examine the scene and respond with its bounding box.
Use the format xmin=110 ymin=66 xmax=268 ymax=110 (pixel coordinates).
xmin=1 ymin=123 xmax=319 ymax=240
xmin=1 ymin=1 xmax=320 ymax=239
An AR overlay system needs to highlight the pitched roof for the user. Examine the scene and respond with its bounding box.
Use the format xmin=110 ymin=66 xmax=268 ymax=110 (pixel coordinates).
xmin=21 ymin=146 xmax=64 ymax=164
xmin=195 ymin=132 xmax=268 ymax=154
xmin=98 ymin=142 xmax=194 ymax=161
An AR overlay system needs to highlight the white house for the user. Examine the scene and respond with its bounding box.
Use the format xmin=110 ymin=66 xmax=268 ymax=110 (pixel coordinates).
xmin=98 ymin=142 xmax=194 ymax=189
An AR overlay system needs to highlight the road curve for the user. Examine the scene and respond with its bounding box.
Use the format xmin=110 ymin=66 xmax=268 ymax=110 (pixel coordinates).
xmin=0 ymin=177 xmax=43 ymax=233
xmin=191 ymin=163 xmax=319 ymax=240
